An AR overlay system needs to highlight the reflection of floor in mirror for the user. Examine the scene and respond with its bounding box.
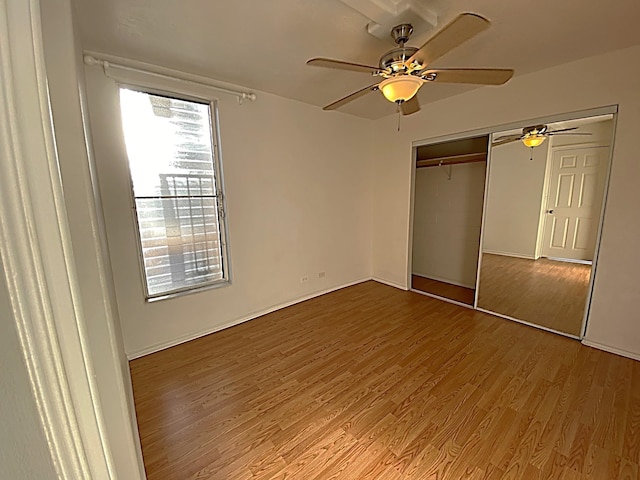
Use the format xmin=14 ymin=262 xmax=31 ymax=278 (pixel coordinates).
xmin=412 ymin=274 xmax=475 ymax=305
xmin=477 ymin=253 xmax=591 ymax=336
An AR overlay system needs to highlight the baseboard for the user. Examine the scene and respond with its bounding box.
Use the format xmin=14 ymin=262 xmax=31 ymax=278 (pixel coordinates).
xmin=127 ymin=277 xmax=371 ymax=360
xmin=371 ymin=277 xmax=407 ymax=290
xmin=476 ymin=307 xmax=580 ymax=340
xmin=411 ymin=288 xmax=474 ymax=309
xmin=482 ymin=250 xmax=536 ymax=260
xmin=544 ymin=256 xmax=592 ymax=265
xmin=581 ymin=339 xmax=640 ymax=362
xmin=411 ymin=273 xmax=475 ymax=290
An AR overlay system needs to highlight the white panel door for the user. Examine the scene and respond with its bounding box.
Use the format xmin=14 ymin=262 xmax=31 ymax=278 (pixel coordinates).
xmin=541 ymin=146 xmax=608 ymax=261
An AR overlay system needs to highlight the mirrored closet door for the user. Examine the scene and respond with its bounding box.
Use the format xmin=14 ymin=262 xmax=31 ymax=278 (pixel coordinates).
xmin=411 ymin=136 xmax=488 ymax=306
xmin=477 ymin=113 xmax=615 ymax=336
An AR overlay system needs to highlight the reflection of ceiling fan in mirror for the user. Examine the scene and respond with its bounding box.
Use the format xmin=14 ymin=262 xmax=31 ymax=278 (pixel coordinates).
xmin=307 ymin=13 xmax=514 ymax=115
xmin=492 ymin=125 xmax=592 ymax=148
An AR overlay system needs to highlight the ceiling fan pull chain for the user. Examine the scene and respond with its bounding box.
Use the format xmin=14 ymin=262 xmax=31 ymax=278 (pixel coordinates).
xmin=397 ymin=103 xmax=401 ymax=132
xmin=530 ymin=147 xmax=534 ymax=161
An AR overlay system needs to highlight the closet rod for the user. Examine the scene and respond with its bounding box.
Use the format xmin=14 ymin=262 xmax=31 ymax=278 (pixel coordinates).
xmin=416 ymin=152 xmax=486 ymax=169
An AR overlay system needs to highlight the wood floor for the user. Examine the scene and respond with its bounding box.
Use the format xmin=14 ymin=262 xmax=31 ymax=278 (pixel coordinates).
xmin=130 ymin=281 xmax=640 ymax=480
xmin=411 ymin=275 xmax=475 ymax=305
xmin=477 ymin=254 xmax=592 ymax=336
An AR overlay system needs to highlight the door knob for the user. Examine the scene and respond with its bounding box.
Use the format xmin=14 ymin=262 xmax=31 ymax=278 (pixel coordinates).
xmin=547 ymin=209 xmax=554 ymax=214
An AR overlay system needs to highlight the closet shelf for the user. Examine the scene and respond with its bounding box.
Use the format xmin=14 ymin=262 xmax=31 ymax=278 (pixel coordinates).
xmin=416 ymin=152 xmax=487 ymax=168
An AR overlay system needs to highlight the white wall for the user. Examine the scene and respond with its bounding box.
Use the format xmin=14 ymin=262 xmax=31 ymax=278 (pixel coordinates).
xmin=83 ymin=66 xmax=373 ymax=357
xmin=483 ymin=141 xmax=550 ymax=258
xmin=371 ymin=45 xmax=640 ymax=358
xmin=412 ymin=162 xmax=485 ymax=287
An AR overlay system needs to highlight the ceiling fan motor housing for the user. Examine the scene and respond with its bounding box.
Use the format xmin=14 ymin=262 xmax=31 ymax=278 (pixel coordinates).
xmin=523 ymin=125 xmax=548 ymax=136
xmin=379 ymin=23 xmax=424 ymax=74
xmin=380 ymin=46 xmax=419 ymax=73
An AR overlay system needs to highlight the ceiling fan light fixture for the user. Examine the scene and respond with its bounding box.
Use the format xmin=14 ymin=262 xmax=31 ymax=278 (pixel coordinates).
xmin=522 ymin=135 xmax=546 ymax=148
xmin=379 ymin=76 xmax=423 ymax=103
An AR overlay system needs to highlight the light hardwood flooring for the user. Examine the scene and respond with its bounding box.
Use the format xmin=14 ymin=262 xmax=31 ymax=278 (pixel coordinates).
xmin=130 ymin=281 xmax=639 ymax=479
xmin=477 ymin=254 xmax=592 ymax=336
xmin=411 ymin=275 xmax=475 ymax=306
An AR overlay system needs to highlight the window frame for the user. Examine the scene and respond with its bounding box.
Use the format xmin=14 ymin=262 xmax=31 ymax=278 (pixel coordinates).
xmin=117 ymin=84 xmax=232 ymax=301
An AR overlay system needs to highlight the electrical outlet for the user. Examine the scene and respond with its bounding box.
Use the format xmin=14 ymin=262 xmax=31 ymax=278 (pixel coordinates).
xmin=318 ymin=271 xmax=326 ymax=279
xmin=300 ymin=275 xmax=308 ymax=283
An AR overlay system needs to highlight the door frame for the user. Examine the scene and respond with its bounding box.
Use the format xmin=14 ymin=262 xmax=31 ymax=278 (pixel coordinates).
xmin=407 ymin=133 xmax=489 ymax=309
xmin=0 ymin=0 xmax=141 ymax=477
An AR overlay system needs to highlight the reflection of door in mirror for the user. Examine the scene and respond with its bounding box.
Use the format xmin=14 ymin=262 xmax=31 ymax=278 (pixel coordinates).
xmin=478 ymin=114 xmax=614 ymax=337
xmin=540 ymin=145 xmax=608 ymax=262
xmin=411 ymin=136 xmax=488 ymax=306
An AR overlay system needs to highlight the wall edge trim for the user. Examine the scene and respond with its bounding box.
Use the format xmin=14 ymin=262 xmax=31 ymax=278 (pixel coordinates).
xmin=482 ymin=250 xmax=537 ymax=260
xmin=371 ymin=276 xmax=408 ymax=290
xmin=411 ymin=273 xmax=475 ymax=290
xmin=581 ymin=339 xmax=640 ymax=362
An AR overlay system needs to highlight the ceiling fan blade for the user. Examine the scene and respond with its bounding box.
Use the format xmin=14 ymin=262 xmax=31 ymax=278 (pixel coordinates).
xmin=492 ymin=134 xmax=522 ymax=146
xmin=323 ymin=83 xmax=379 ymax=111
xmin=400 ymin=96 xmax=421 ymax=115
xmin=407 ymin=13 xmax=490 ymax=69
xmin=548 ymin=127 xmax=578 ymax=134
xmin=423 ymin=68 xmax=514 ymax=85
xmin=307 ymin=57 xmax=381 ymax=74
xmin=548 ymin=132 xmax=592 ymax=136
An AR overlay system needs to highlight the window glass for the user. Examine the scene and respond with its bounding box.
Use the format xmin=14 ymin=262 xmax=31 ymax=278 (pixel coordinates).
xmin=119 ymin=88 xmax=228 ymax=298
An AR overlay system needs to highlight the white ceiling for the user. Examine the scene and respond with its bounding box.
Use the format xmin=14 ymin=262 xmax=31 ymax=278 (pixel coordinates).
xmin=72 ymin=0 xmax=640 ymax=119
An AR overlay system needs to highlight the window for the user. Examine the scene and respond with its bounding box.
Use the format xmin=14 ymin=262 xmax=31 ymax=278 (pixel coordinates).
xmin=119 ymin=88 xmax=229 ymax=299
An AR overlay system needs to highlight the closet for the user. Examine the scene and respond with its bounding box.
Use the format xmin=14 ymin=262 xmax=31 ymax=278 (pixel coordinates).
xmin=411 ymin=135 xmax=488 ymax=306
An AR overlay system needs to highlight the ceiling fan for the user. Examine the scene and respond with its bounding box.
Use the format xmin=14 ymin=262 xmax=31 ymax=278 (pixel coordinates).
xmin=306 ymin=13 xmax=514 ymax=115
xmin=492 ymin=125 xmax=592 ymax=148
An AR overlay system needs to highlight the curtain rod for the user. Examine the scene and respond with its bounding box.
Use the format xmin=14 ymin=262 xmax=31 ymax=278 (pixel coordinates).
xmin=83 ymin=54 xmax=257 ymax=103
